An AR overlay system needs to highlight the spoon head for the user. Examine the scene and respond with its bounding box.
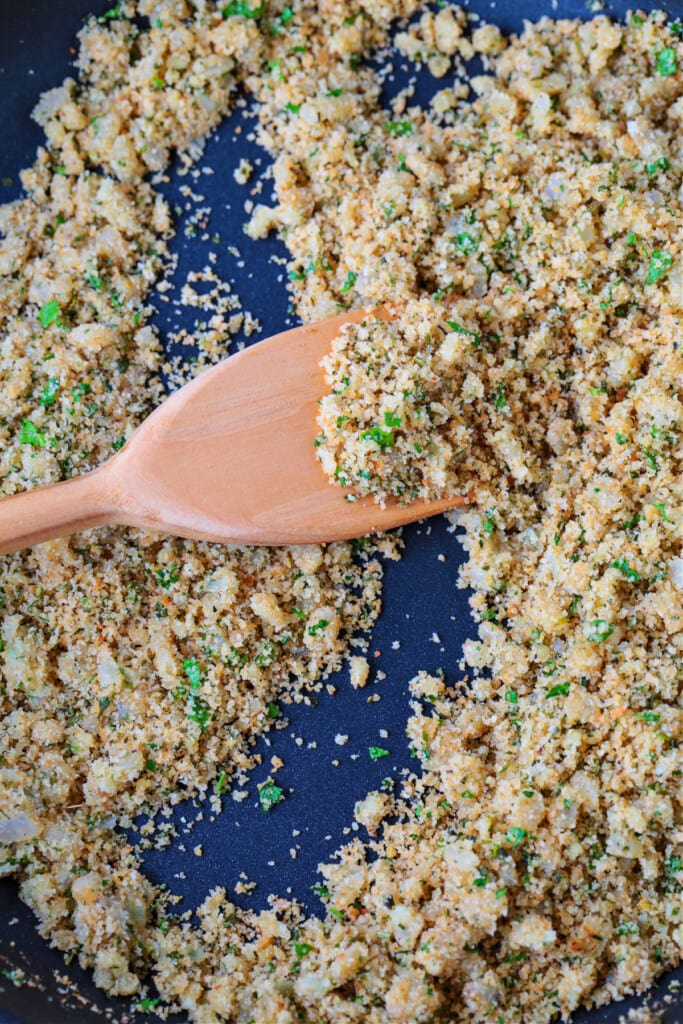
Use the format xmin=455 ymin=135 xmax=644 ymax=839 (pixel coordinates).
xmin=109 ymin=308 xmax=464 ymax=545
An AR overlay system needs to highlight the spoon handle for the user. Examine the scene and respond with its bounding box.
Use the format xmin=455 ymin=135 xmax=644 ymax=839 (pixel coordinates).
xmin=0 ymin=469 xmax=116 ymax=555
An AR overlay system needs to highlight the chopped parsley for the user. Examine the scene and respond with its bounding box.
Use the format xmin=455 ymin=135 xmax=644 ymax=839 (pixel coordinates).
xmin=650 ymin=502 xmax=673 ymax=523
xmin=483 ymin=509 xmax=497 ymax=536
xmin=222 ymin=1 xmax=264 ymax=17
xmin=646 ymin=249 xmax=673 ymax=285
xmin=384 ymin=120 xmax=414 ymax=136
xmin=39 ymin=377 xmax=60 ymax=407
xmin=369 ymin=746 xmax=390 ymax=760
xmin=505 ymin=826 xmax=530 ymax=847
xmin=307 ymin=618 xmax=329 ymax=636
xmin=341 ymin=271 xmax=357 ymax=293
xmin=19 ymin=420 xmax=46 ymax=448
xmin=610 ymin=558 xmax=641 ymax=582
xmin=642 ymin=447 xmax=659 ymax=472
xmin=361 ymin=425 xmax=395 ymax=449
xmin=490 ymin=382 xmax=507 ymax=410
xmin=85 ymin=271 xmax=103 ymax=290
xmin=39 ymin=299 xmax=60 ymax=328
xmin=258 ymin=779 xmax=284 ymax=812
xmin=655 ymin=47 xmax=678 ymax=76
xmin=446 ymin=319 xmax=482 ymax=348
xmin=665 ymin=856 xmax=682 ymax=878
xmin=645 ymin=156 xmax=670 ymax=176
xmin=587 ymin=619 xmax=615 ymax=643
xmin=546 ymin=682 xmax=570 ymax=698
xmin=187 ymin=694 xmax=211 ymax=731
xmin=455 ymin=231 xmax=478 ymax=254
xmin=268 ymin=59 xmax=283 ymax=82
xmin=156 ymin=565 xmax=180 ymax=589
xmin=183 ymin=658 xmax=202 ymax=690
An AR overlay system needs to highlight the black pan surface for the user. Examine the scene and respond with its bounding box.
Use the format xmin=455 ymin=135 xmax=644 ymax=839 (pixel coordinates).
xmin=0 ymin=1 xmax=681 ymax=1021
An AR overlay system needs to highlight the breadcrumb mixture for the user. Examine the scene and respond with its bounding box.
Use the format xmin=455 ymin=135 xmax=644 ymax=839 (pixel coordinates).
xmin=0 ymin=2 xmax=681 ymax=1023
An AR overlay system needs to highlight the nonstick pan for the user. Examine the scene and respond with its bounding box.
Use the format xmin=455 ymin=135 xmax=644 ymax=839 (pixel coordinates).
xmin=0 ymin=1 xmax=681 ymax=1022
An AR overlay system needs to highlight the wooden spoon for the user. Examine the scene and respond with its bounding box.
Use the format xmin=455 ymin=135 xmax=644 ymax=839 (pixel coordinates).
xmin=0 ymin=308 xmax=463 ymax=554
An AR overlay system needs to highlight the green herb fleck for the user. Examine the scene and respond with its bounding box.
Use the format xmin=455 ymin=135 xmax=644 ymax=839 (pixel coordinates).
xmin=506 ymin=826 xmax=530 ymax=847
xmin=665 ymin=856 xmax=682 ymax=878
xmin=259 ymin=779 xmax=284 ymax=812
xmin=655 ymin=47 xmax=678 ymax=76
xmin=610 ymin=558 xmax=641 ymax=582
xmin=446 ymin=320 xmax=481 ymax=348
xmin=136 ymin=997 xmax=160 ymax=1012
xmin=156 ymin=565 xmax=180 ymax=589
xmin=646 ymin=249 xmax=673 ymax=285
xmin=455 ymin=232 xmax=478 ymax=254
xmin=483 ymin=509 xmax=497 ymax=536
xmin=587 ymin=619 xmax=614 ymax=643
xmin=490 ymin=382 xmax=507 ymax=410
xmin=222 ymin=1 xmax=264 ymax=17
xmin=385 ymin=120 xmax=414 ymax=136
xmin=361 ymin=426 xmax=395 ymax=450
xmin=19 ymin=420 xmax=46 ymax=448
xmin=39 ymin=300 xmax=60 ymax=328
xmin=637 ymin=710 xmax=661 ymax=725
xmin=307 ymin=618 xmax=329 ymax=636
xmin=650 ymin=502 xmax=673 ymax=523
xmin=188 ymin=694 xmax=211 ymax=731
xmin=645 ymin=156 xmax=670 ymax=176
xmin=40 ymin=377 xmax=60 ymax=407
xmin=85 ymin=272 xmax=103 ymax=290
xmin=183 ymin=658 xmax=202 ymax=690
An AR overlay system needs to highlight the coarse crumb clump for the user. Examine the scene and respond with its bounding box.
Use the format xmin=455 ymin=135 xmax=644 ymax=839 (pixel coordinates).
xmin=619 ymin=1009 xmax=664 ymax=1024
xmin=0 ymin=2 xmax=681 ymax=1023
